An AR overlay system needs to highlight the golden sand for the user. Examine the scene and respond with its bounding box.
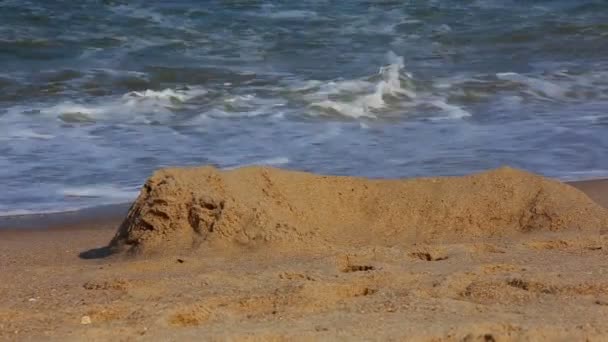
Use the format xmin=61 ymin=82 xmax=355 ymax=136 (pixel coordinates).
xmin=1 ymin=167 xmax=608 ymax=341
xmin=111 ymin=166 xmax=607 ymax=255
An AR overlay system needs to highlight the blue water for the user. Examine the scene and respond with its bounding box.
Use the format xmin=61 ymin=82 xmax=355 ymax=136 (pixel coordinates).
xmin=1 ymin=0 xmax=608 ymax=215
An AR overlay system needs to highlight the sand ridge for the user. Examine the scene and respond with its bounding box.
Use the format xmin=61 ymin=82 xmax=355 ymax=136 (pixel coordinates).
xmin=110 ymin=166 xmax=608 ymax=256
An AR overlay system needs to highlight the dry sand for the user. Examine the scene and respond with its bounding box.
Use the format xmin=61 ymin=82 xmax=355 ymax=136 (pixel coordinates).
xmin=1 ymin=167 xmax=608 ymax=341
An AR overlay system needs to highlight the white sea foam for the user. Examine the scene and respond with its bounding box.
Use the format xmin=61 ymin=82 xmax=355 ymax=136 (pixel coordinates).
xmin=1 ymin=129 xmax=55 ymax=140
xmin=222 ymin=157 xmax=290 ymax=170
xmin=494 ymin=70 xmax=608 ymax=102
xmin=59 ymin=185 xmax=139 ymax=200
xmin=580 ymin=114 xmax=608 ymax=124
xmin=39 ymin=87 xmax=207 ymax=124
xmin=429 ymin=100 xmax=472 ymax=119
xmin=0 ymin=208 xmax=78 ymax=217
xmin=560 ymin=170 xmax=608 ymax=181
xmin=295 ymin=51 xmax=472 ymax=120
xmin=305 ymin=52 xmax=416 ymax=118
xmin=124 ymin=87 xmax=207 ymax=103
xmin=221 ymin=94 xmax=285 ymax=115
xmin=497 ymin=72 xmax=568 ymax=100
xmin=195 ymin=93 xmax=287 ymax=120
xmin=254 ymin=157 xmax=290 ymax=166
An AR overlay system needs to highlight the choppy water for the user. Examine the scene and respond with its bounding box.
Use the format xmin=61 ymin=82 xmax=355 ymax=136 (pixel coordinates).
xmin=2 ymin=0 xmax=608 ymax=215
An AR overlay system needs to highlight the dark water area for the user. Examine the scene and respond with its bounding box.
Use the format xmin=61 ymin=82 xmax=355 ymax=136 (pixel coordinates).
xmin=1 ymin=0 xmax=608 ymax=214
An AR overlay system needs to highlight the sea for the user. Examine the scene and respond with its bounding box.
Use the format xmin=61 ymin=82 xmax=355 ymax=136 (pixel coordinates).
xmin=1 ymin=0 xmax=608 ymax=215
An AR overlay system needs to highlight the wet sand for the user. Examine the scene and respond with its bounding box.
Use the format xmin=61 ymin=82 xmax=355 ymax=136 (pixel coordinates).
xmin=1 ymin=175 xmax=608 ymax=341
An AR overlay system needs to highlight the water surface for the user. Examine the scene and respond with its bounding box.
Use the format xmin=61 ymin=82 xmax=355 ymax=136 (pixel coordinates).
xmin=1 ymin=0 xmax=608 ymax=214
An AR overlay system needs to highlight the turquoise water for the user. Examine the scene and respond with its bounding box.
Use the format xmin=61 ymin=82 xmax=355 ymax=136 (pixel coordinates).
xmin=1 ymin=0 xmax=608 ymax=214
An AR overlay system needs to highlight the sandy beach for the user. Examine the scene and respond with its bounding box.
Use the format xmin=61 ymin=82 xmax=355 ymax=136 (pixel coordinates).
xmin=1 ymin=167 xmax=608 ymax=341
xmin=4 ymin=1 xmax=608 ymax=340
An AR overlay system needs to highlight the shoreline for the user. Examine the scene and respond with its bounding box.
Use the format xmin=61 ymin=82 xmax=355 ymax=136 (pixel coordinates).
xmin=1 ymin=178 xmax=607 ymax=231
xmin=0 ymin=203 xmax=130 ymax=231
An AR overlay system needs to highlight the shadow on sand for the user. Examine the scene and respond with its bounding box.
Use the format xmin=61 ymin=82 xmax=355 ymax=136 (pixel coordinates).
xmin=79 ymin=246 xmax=115 ymax=259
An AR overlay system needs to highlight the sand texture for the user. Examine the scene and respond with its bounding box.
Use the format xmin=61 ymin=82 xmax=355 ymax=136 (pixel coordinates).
xmin=111 ymin=166 xmax=607 ymax=256
xmin=1 ymin=167 xmax=608 ymax=341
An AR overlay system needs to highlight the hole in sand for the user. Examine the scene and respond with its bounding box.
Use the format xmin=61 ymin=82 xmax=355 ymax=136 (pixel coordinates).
xmin=341 ymin=265 xmax=375 ymax=273
xmin=409 ymin=251 xmax=448 ymax=261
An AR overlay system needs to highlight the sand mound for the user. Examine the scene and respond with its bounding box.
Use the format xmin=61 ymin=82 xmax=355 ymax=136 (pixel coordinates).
xmin=109 ymin=166 xmax=608 ymax=255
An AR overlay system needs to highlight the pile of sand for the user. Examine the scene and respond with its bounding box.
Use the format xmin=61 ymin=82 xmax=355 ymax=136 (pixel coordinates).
xmin=109 ymin=166 xmax=608 ymax=255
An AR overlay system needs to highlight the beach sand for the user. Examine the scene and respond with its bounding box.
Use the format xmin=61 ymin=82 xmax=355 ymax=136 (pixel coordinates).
xmin=1 ymin=167 xmax=608 ymax=341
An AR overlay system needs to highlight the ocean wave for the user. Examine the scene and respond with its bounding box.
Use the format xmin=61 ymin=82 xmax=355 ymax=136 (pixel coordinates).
xmin=4 ymin=57 xmax=608 ymax=126
xmin=288 ymin=61 xmax=607 ymax=120
xmin=496 ymin=71 xmax=608 ymax=102
xmin=213 ymin=94 xmax=286 ymax=118
xmin=288 ymin=51 xmax=470 ymax=120
xmin=39 ymin=87 xmax=207 ymax=124
xmin=296 ymin=52 xmax=415 ymax=118
xmin=432 ymin=69 xmax=608 ymax=107
xmin=0 ymin=129 xmax=55 ymax=140
xmin=125 ymin=88 xmax=207 ymax=103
